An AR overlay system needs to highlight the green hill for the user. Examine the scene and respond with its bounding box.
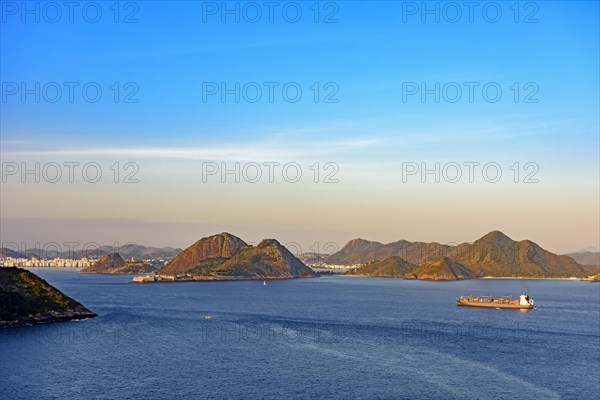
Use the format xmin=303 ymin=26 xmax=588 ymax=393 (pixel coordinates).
xmin=0 ymin=267 xmax=96 ymax=327
xmin=346 ymin=256 xmax=417 ymax=278
xmin=326 ymin=238 xmax=452 ymax=265
xmin=412 ymin=257 xmax=475 ymax=280
xmin=448 ymin=231 xmax=585 ymax=277
xmin=158 ymin=234 xmax=316 ymax=280
xmin=81 ymin=253 xmax=156 ymax=274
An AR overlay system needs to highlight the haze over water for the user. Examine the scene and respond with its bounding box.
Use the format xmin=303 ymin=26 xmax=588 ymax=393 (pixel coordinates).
xmin=1 ymin=269 xmax=598 ymax=400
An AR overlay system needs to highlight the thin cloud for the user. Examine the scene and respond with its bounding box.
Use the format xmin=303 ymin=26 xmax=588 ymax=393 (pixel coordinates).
xmin=1 ymin=139 xmax=380 ymax=162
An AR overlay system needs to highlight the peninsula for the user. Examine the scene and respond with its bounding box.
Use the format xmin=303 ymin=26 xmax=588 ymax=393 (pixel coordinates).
xmin=0 ymin=267 xmax=97 ymax=327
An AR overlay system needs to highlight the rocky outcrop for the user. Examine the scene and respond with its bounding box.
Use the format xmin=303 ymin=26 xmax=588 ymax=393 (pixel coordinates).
xmin=158 ymin=234 xmax=316 ymax=279
xmin=159 ymin=233 xmax=247 ymax=276
xmin=411 ymin=257 xmax=475 ymax=280
xmin=213 ymin=239 xmax=317 ymax=278
xmin=81 ymin=253 xmax=156 ymax=274
xmin=326 ymin=238 xmax=454 ymax=265
xmin=345 ymin=256 xmax=417 ymax=278
xmin=0 ymin=267 xmax=96 ymax=327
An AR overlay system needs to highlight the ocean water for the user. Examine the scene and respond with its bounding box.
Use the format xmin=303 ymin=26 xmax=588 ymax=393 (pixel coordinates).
xmin=1 ymin=269 xmax=599 ymax=400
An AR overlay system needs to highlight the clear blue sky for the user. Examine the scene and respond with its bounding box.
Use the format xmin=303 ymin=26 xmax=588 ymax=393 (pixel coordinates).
xmin=1 ymin=1 xmax=599 ymax=253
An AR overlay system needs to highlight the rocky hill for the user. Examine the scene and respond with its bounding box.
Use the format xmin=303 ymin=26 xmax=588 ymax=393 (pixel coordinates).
xmin=211 ymin=239 xmax=317 ymax=278
xmin=411 ymin=257 xmax=475 ymax=280
xmin=158 ymin=234 xmax=316 ymax=279
xmin=346 ymin=256 xmax=417 ymax=278
xmin=448 ymin=231 xmax=585 ymax=278
xmin=159 ymin=233 xmax=248 ymax=276
xmin=0 ymin=267 xmax=96 ymax=327
xmin=325 ymin=238 xmax=453 ymax=265
xmin=80 ymin=253 xmax=156 ymax=274
xmin=345 ymin=255 xmax=473 ymax=280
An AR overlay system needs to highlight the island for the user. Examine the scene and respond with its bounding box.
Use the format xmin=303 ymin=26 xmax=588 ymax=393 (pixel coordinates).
xmin=132 ymin=233 xmax=317 ymax=282
xmin=0 ymin=267 xmax=97 ymax=327
xmin=340 ymin=231 xmax=588 ymax=280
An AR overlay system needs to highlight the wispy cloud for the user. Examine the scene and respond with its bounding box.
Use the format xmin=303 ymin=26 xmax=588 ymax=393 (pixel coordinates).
xmin=0 ymin=138 xmax=379 ymax=162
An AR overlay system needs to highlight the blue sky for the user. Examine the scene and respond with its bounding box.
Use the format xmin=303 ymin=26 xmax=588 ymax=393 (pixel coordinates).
xmin=1 ymin=1 xmax=599 ymax=253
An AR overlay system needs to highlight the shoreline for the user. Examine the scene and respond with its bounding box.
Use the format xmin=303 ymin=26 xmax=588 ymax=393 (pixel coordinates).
xmin=335 ymin=274 xmax=591 ymax=281
xmin=480 ymin=276 xmax=585 ymax=280
xmin=131 ymin=275 xmax=319 ymax=283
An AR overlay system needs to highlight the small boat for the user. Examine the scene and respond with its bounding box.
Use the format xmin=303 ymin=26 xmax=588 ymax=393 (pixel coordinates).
xmin=263 ymin=280 xmax=266 ymax=286
xmin=457 ymin=294 xmax=534 ymax=309
xmin=204 ymin=315 xmax=212 ymax=320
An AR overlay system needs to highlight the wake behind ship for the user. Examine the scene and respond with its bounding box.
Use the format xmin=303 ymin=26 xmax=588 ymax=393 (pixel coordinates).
xmin=457 ymin=294 xmax=534 ymax=309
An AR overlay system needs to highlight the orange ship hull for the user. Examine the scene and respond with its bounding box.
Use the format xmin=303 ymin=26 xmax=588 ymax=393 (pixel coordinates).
xmin=457 ymin=299 xmax=533 ymax=309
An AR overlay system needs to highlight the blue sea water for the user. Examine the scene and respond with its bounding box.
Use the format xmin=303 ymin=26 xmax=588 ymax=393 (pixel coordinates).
xmin=1 ymin=269 xmax=599 ymax=400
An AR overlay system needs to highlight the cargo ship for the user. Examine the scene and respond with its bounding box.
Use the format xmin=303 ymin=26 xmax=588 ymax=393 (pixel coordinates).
xmin=457 ymin=294 xmax=534 ymax=309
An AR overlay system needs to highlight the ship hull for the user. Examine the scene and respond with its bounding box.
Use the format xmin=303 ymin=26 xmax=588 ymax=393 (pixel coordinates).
xmin=457 ymin=301 xmax=533 ymax=309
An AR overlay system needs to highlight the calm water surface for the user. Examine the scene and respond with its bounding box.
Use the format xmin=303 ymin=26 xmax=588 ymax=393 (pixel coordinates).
xmin=1 ymin=269 xmax=599 ymax=400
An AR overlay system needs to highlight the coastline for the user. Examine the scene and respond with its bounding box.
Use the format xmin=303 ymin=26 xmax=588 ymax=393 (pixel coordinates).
xmin=330 ymin=274 xmax=590 ymax=281
xmin=480 ymin=276 xmax=585 ymax=280
xmin=131 ymin=275 xmax=319 ymax=283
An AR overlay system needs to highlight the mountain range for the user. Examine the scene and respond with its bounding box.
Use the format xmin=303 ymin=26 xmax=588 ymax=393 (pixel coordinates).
xmin=334 ymin=231 xmax=588 ymax=278
xmin=0 ymin=245 xmax=182 ymax=260
xmin=3 ymin=230 xmax=595 ymax=280
xmin=325 ymin=239 xmax=453 ymax=265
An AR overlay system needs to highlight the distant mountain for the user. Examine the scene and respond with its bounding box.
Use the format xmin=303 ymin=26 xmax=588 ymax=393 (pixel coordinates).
xmin=298 ymin=252 xmax=329 ymax=264
xmin=0 ymin=248 xmax=26 ymax=259
xmin=331 ymin=230 xmax=586 ymax=278
xmin=448 ymin=231 xmax=585 ymax=278
xmin=80 ymin=253 xmax=156 ymax=274
xmin=0 ymin=245 xmax=181 ymax=260
xmin=346 ymin=256 xmax=417 ymax=278
xmin=575 ymin=246 xmax=600 ymax=253
xmin=0 ymin=267 xmax=96 ymax=327
xmin=345 ymin=255 xmax=473 ymax=280
xmin=158 ymin=233 xmax=316 ymax=279
xmin=565 ymin=251 xmax=600 ymax=266
xmin=411 ymin=257 xmax=475 ymax=281
xmin=325 ymin=238 xmax=453 ymax=265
